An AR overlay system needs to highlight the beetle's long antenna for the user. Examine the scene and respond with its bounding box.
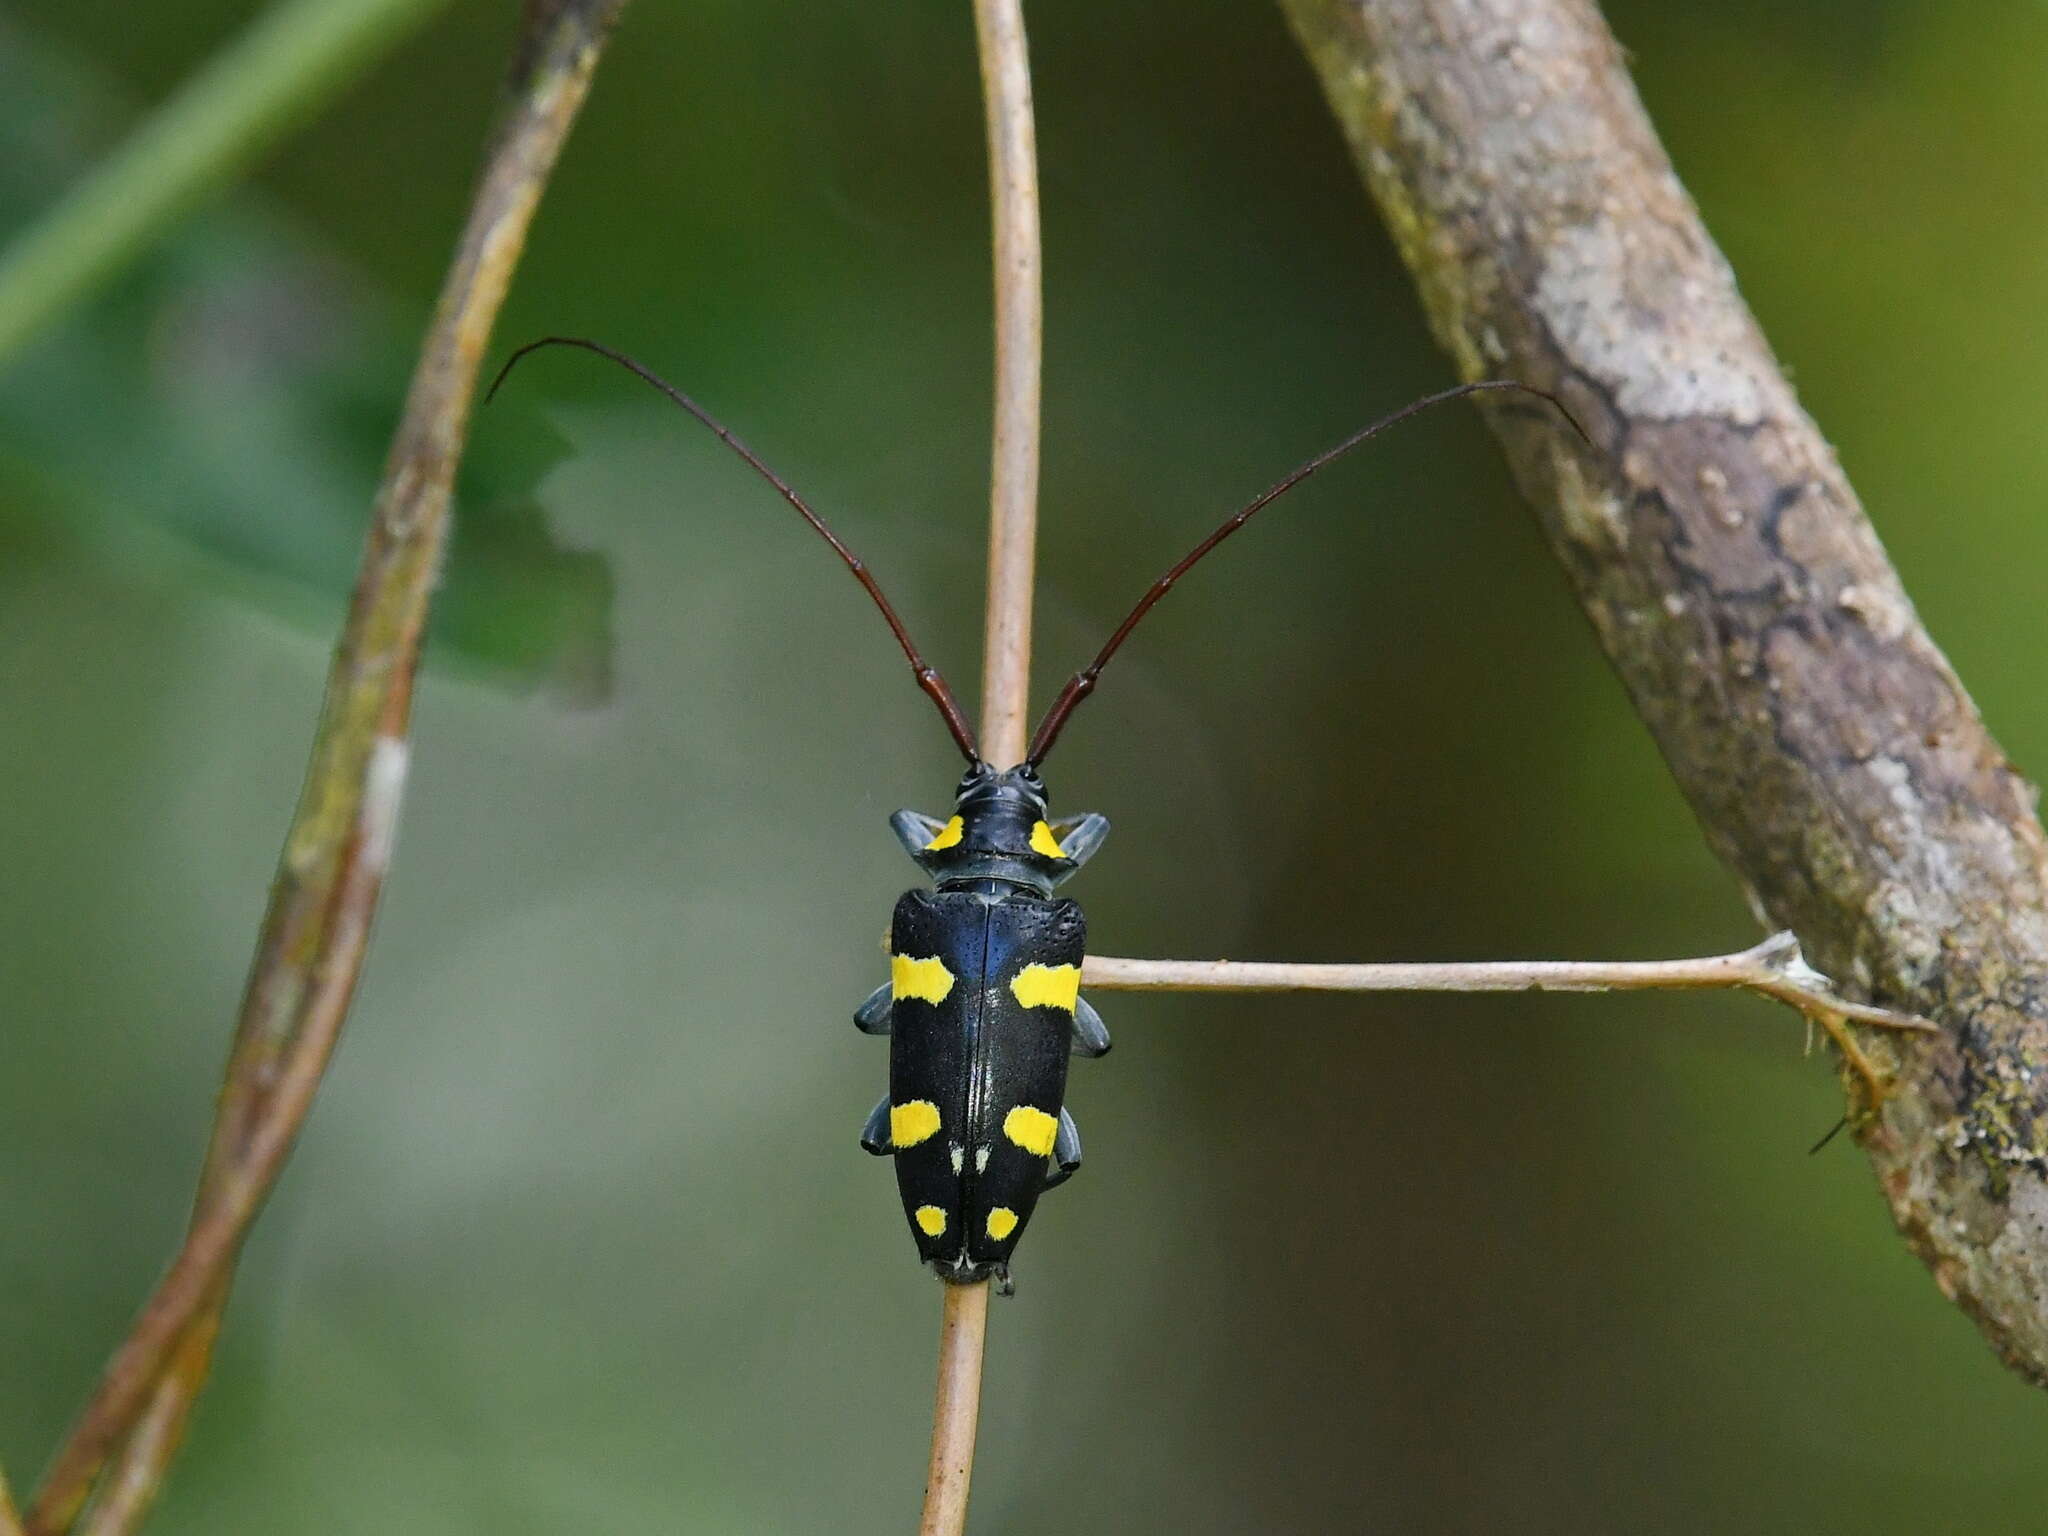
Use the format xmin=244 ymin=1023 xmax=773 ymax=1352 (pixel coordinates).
xmin=1023 ymin=379 xmax=1590 ymax=766
xmin=488 ymin=336 xmax=981 ymax=763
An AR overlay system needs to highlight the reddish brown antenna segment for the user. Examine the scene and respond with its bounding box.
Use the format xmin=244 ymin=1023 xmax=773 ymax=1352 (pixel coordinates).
xmin=488 ymin=336 xmax=982 ymax=763
xmin=1024 ymin=380 xmax=1589 ymax=766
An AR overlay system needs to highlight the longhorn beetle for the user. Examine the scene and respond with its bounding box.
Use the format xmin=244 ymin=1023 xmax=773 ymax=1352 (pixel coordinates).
xmin=490 ymin=338 xmax=1577 ymax=1291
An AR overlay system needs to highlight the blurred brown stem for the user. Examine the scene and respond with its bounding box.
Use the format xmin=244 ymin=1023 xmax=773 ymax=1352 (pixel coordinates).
xmin=1278 ymin=0 xmax=2048 ymax=1383
xmin=25 ymin=4 xmax=631 ymax=1531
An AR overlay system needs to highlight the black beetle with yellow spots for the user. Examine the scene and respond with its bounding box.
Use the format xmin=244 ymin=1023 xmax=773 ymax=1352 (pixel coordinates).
xmin=854 ymin=761 xmax=1111 ymax=1289
xmin=489 ymin=338 xmax=1565 ymax=1290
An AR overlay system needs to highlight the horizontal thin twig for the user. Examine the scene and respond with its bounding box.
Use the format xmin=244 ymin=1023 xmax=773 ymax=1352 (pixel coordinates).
xmin=1082 ymin=931 xmax=1933 ymax=1033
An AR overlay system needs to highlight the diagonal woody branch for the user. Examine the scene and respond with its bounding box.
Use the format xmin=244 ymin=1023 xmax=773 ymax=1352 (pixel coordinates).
xmin=26 ymin=5 xmax=631 ymax=1531
xmin=1277 ymin=0 xmax=2048 ymax=1383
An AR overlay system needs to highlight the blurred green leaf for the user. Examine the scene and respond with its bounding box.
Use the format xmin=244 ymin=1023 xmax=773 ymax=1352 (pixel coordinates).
xmin=0 ymin=18 xmax=612 ymax=696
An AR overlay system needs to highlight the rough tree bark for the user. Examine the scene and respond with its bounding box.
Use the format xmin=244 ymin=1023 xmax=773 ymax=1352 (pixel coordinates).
xmin=1277 ymin=0 xmax=2048 ymax=1383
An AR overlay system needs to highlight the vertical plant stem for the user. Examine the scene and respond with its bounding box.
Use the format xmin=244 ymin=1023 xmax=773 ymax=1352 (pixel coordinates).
xmin=972 ymin=0 xmax=1043 ymax=771
xmin=23 ymin=5 xmax=630 ymax=1532
xmin=0 ymin=0 xmax=456 ymax=367
xmin=916 ymin=3 xmax=1043 ymax=1534
xmin=917 ymin=1282 xmax=992 ymax=1536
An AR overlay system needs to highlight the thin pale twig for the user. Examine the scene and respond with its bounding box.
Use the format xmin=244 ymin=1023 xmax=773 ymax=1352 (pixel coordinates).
xmin=1083 ymin=931 xmax=1936 ymax=1101
xmin=25 ymin=6 xmax=630 ymax=1532
xmin=917 ymin=3 xmax=1043 ymax=1535
xmin=1080 ymin=930 xmax=1930 ymax=1024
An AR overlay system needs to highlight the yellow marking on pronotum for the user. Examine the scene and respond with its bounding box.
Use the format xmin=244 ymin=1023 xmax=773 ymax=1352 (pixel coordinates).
xmin=892 ymin=953 xmax=955 ymax=1005
xmin=1003 ymin=1105 xmax=1059 ymax=1158
xmin=1010 ymin=963 xmax=1080 ymax=1013
xmin=915 ymin=1205 xmax=948 ymax=1237
xmin=890 ymin=1100 xmax=942 ymax=1148
xmin=986 ymin=1207 xmax=1019 ymax=1241
xmin=923 ymin=815 xmax=965 ymax=851
xmin=1029 ymin=820 xmax=1066 ymax=859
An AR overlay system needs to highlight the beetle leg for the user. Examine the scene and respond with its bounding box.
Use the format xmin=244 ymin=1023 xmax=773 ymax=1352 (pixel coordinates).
xmin=889 ymin=809 xmax=951 ymax=858
xmin=1042 ymin=1107 xmax=1083 ymax=1191
xmin=1069 ymin=995 xmax=1111 ymax=1057
xmin=859 ymin=1095 xmax=893 ymax=1155
xmin=853 ymin=981 xmax=894 ymax=1034
xmin=1047 ymin=812 xmax=1110 ymax=869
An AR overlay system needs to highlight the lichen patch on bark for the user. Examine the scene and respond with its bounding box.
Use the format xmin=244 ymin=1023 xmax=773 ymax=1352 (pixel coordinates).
xmin=1281 ymin=0 xmax=2048 ymax=1385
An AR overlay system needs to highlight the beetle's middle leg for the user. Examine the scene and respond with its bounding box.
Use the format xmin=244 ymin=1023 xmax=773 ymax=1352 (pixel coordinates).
xmin=859 ymin=1095 xmax=892 ymax=1155
xmin=853 ymin=981 xmax=893 ymax=1035
xmin=1042 ymin=1107 xmax=1083 ymax=1190
xmin=1069 ymin=995 xmax=1111 ymax=1057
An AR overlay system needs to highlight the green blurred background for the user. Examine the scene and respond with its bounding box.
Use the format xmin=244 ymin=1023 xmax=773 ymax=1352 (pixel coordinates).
xmin=5 ymin=1 xmax=2046 ymax=1530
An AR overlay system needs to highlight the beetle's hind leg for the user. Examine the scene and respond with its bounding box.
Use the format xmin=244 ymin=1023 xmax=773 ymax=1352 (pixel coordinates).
xmin=1042 ymin=1107 xmax=1083 ymax=1191
xmin=1069 ymin=995 xmax=1111 ymax=1057
xmin=853 ymin=981 xmax=893 ymax=1035
xmin=859 ymin=1095 xmax=892 ymax=1155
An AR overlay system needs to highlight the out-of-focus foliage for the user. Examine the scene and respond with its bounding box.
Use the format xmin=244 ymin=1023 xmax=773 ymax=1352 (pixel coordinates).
xmin=3 ymin=1 xmax=2045 ymax=1532
xmin=0 ymin=17 xmax=610 ymax=696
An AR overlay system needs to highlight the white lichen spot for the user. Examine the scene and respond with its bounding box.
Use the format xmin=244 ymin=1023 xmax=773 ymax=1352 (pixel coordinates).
xmin=1868 ymin=756 xmax=1920 ymax=817
xmin=1662 ymin=592 xmax=1687 ymax=618
xmin=1533 ymin=222 xmax=1792 ymax=424
xmin=1836 ymin=581 xmax=1914 ymax=642
xmin=361 ymin=734 xmax=410 ymax=873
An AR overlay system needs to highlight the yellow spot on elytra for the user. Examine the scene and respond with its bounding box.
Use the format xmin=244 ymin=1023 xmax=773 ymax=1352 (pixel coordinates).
xmin=1003 ymin=1105 xmax=1059 ymax=1158
xmin=915 ymin=1205 xmax=947 ymax=1237
xmin=1029 ymin=820 xmax=1066 ymax=859
xmin=924 ymin=816 xmax=964 ymax=851
xmin=986 ymin=1207 xmax=1019 ymax=1241
xmin=892 ymin=954 xmax=955 ymax=1004
xmin=891 ymin=1100 xmax=941 ymax=1148
xmin=1010 ymin=963 xmax=1079 ymax=1013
